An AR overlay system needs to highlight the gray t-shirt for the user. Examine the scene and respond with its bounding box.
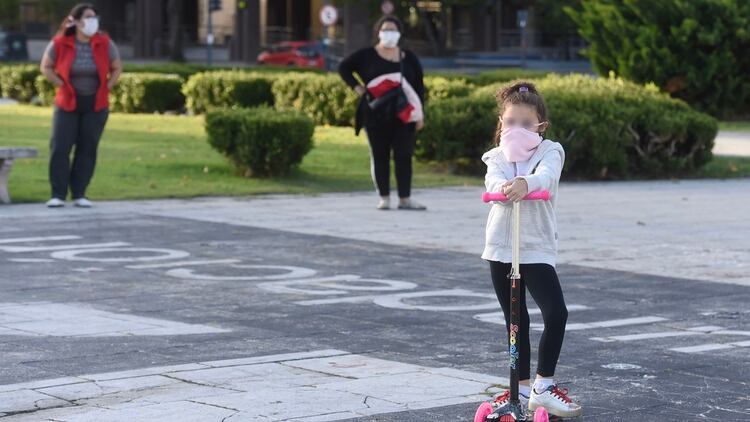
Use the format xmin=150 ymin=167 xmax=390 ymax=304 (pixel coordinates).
xmin=45 ymin=38 xmax=120 ymax=96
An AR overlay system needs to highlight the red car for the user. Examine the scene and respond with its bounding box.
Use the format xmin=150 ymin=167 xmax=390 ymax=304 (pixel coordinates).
xmin=257 ymin=41 xmax=324 ymax=69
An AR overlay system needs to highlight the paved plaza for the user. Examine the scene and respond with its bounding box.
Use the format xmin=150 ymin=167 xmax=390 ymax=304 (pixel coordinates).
xmin=0 ymin=179 xmax=748 ymax=421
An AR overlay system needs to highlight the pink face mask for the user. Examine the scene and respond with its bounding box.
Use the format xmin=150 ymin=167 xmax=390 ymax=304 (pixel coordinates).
xmin=499 ymin=126 xmax=543 ymax=162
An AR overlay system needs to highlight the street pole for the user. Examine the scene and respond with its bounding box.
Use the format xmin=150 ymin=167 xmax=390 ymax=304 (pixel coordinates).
xmin=207 ymin=0 xmax=214 ymax=66
xmin=518 ymin=9 xmax=528 ymax=68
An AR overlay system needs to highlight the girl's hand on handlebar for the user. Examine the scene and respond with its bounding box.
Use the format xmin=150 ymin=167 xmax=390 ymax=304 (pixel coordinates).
xmin=501 ymin=178 xmax=529 ymax=202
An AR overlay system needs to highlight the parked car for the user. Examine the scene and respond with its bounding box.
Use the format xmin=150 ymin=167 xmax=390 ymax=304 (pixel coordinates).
xmin=257 ymin=41 xmax=324 ymax=69
xmin=0 ymin=28 xmax=28 ymax=61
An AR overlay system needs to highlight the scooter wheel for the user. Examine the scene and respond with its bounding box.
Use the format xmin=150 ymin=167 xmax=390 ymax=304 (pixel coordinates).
xmin=533 ymin=407 xmax=549 ymax=422
xmin=474 ymin=402 xmax=493 ymax=422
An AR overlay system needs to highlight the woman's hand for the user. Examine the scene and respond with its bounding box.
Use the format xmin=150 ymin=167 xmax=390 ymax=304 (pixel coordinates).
xmin=40 ymin=54 xmax=64 ymax=87
xmin=415 ymin=119 xmax=424 ymax=131
xmin=107 ymin=59 xmax=123 ymax=90
xmin=501 ymin=177 xmax=529 ymax=202
xmin=354 ymin=85 xmax=366 ymax=96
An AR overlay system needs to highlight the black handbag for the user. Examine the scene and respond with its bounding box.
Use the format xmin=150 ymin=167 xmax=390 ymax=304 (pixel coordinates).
xmin=366 ymin=49 xmax=409 ymax=121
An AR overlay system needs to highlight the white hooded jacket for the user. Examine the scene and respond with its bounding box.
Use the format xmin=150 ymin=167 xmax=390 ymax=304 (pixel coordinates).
xmin=481 ymin=139 xmax=565 ymax=266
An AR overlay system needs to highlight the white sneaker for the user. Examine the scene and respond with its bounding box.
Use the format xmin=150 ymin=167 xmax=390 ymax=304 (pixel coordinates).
xmin=529 ymin=384 xmax=582 ymax=418
xmin=73 ymin=198 xmax=93 ymax=208
xmin=492 ymin=389 xmax=529 ymax=408
xmin=46 ymin=198 xmax=65 ymax=208
xmin=397 ymin=198 xmax=426 ymax=210
xmin=377 ymin=197 xmax=390 ymax=210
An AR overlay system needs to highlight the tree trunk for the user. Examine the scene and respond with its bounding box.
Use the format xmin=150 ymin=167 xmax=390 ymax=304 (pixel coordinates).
xmin=167 ymin=0 xmax=184 ymax=62
xmin=415 ymin=2 xmax=441 ymax=56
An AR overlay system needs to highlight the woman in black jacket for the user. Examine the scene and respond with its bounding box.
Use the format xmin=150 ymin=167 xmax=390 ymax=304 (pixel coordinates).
xmin=338 ymin=16 xmax=426 ymax=210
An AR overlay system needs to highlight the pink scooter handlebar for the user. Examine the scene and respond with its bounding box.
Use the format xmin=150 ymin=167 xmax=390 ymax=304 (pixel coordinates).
xmin=482 ymin=190 xmax=550 ymax=203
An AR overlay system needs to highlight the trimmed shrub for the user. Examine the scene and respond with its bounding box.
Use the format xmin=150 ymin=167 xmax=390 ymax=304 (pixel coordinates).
xmin=423 ymin=76 xmax=474 ymax=101
xmin=110 ymin=73 xmax=184 ymax=113
xmin=35 ymin=72 xmax=184 ymax=113
xmin=420 ymin=74 xmax=717 ymax=179
xmin=539 ymin=74 xmax=717 ymax=178
xmin=0 ymin=64 xmax=40 ymax=102
xmin=416 ymin=95 xmax=496 ymax=173
xmin=272 ymin=73 xmax=359 ymax=126
xmin=466 ymin=68 xmax=552 ymax=86
xmin=123 ymin=63 xmax=323 ymax=79
xmin=34 ymin=74 xmax=55 ymax=106
xmin=567 ymin=0 xmax=750 ymax=117
xmin=205 ymin=107 xmax=314 ymax=177
xmin=182 ymin=71 xmax=276 ymax=114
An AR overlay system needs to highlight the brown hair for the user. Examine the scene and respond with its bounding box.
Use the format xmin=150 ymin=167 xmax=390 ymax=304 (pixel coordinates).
xmin=372 ymin=15 xmax=404 ymax=44
xmin=56 ymin=3 xmax=97 ymax=37
xmin=494 ymin=81 xmax=549 ymax=146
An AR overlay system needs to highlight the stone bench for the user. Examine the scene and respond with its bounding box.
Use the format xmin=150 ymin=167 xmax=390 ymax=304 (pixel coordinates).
xmin=0 ymin=148 xmax=38 ymax=204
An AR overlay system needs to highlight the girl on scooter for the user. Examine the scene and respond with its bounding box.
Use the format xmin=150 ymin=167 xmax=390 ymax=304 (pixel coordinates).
xmin=482 ymin=81 xmax=581 ymax=419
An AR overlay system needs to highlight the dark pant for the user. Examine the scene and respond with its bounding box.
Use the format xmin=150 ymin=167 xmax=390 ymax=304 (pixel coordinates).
xmin=49 ymin=94 xmax=109 ymax=200
xmin=365 ymin=119 xmax=416 ymax=198
xmin=489 ymin=261 xmax=568 ymax=380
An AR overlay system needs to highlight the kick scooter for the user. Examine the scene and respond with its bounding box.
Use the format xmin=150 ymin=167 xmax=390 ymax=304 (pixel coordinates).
xmin=475 ymin=190 xmax=551 ymax=422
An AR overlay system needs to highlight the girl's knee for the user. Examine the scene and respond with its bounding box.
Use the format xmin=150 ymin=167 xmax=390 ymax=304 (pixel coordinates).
xmin=543 ymin=306 xmax=568 ymax=328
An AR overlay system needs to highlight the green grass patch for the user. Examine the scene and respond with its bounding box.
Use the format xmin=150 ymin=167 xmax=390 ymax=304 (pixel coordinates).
xmin=695 ymin=155 xmax=750 ymax=178
xmin=719 ymin=121 xmax=750 ymax=132
xmin=1 ymin=105 xmax=479 ymax=203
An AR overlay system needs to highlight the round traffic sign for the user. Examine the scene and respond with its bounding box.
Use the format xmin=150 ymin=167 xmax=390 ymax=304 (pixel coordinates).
xmin=320 ymin=5 xmax=338 ymax=26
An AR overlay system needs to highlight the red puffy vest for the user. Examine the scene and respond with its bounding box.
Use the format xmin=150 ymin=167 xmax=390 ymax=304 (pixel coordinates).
xmin=52 ymin=33 xmax=111 ymax=112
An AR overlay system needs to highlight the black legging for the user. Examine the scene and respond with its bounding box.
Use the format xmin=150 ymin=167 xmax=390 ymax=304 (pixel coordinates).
xmin=489 ymin=261 xmax=568 ymax=380
xmin=365 ymin=119 xmax=416 ymax=198
xmin=49 ymin=94 xmax=109 ymax=200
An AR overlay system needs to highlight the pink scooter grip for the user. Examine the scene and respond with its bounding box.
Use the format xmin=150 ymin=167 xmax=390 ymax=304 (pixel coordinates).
xmin=482 ymin=190 xmax=550 ymax=203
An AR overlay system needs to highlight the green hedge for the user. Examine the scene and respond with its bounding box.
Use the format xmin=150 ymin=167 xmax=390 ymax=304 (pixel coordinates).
xmin=34 ymin=74 xmax=55 ymax=106
xmin=123 ymin=63 xmax=323 ymax=79
xmin=567 ymin=0 xmax=750 ymax=118
xmin=35 ymin=72 xmax=185 ymax=113
xmin=271 ymin=73 xmax=359 ymax=126
xmin=270 ymin=73 xmax=475 ymax=126
xmin=182 ymin=71 xmax=275 ymax=114
xmin=465 ymin=68 xmax=553 ymax=86
xmin=419 ymin=74 xmax=717 ymax=179
xmin=423 ymin=76 xmax=474 ymax=101
xmin=110 ymin=73 xmax=184 ymax=113
xmin=205 ymin=107 xmax=315 ymax=177
xmin=0 ymin=64 xmax=40 ymax=102
xmin=416 ymin=95 xmax=496 ymax=173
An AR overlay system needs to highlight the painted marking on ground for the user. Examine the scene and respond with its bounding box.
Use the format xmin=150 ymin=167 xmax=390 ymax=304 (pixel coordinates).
xmin=7 ymin=258 xmax=56 ymax=263
xmin=472 ymin=305 xmax=591 ymax=326
xmin=0 ymin=242 xmax=130 ymax=253
xmin=591 ymin=326 xmax=725 ymax=342
xmin=0 ymin=235 xmax=81 ymax=244
xmin=0 ymin=349 xmax=506 ymax=421
xmin=563 ymin=316 xmax=668 ymax=331
xmin=50 ymin=247 xmax=190 ymax=262
xmin=0 ymin=302 xmax=229 ymax=337
xmin=126 ymin=259 xmax=241 ymax=269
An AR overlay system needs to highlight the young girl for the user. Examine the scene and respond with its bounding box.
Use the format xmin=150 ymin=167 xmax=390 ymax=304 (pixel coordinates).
xmin=482 ymin=82 xmax=581 ymax=418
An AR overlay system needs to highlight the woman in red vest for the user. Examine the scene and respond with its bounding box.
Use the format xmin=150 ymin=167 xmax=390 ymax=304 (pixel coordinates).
xmin=39 ymin=3 xmax=121 ymax=208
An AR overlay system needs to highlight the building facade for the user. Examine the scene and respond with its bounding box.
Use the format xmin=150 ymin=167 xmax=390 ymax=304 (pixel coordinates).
xmin=16 ymin=1 xmax=582 ymax=63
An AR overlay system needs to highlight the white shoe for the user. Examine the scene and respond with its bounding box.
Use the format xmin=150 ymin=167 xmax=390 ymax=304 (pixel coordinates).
xmin=397 ymin=198 xmax=426 ymax=210
xmin=377 ymin=197 xmax=390 ymax=210
xmin=46 ymin=198 xmax=65 ymax=208
xmin=492 ymin=389 xmax=529 ymax=409
xmin=529 ymin=384 xmax=582 ymax=418
xmin=73 ymin=198 xmax=93 ymax=208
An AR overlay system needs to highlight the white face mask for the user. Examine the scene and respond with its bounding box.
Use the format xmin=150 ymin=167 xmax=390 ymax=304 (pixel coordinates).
xmin=378 ymin=30 xmax=401 ymax=48
xmin=81 ymin=17 xmax=99 ymax=37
